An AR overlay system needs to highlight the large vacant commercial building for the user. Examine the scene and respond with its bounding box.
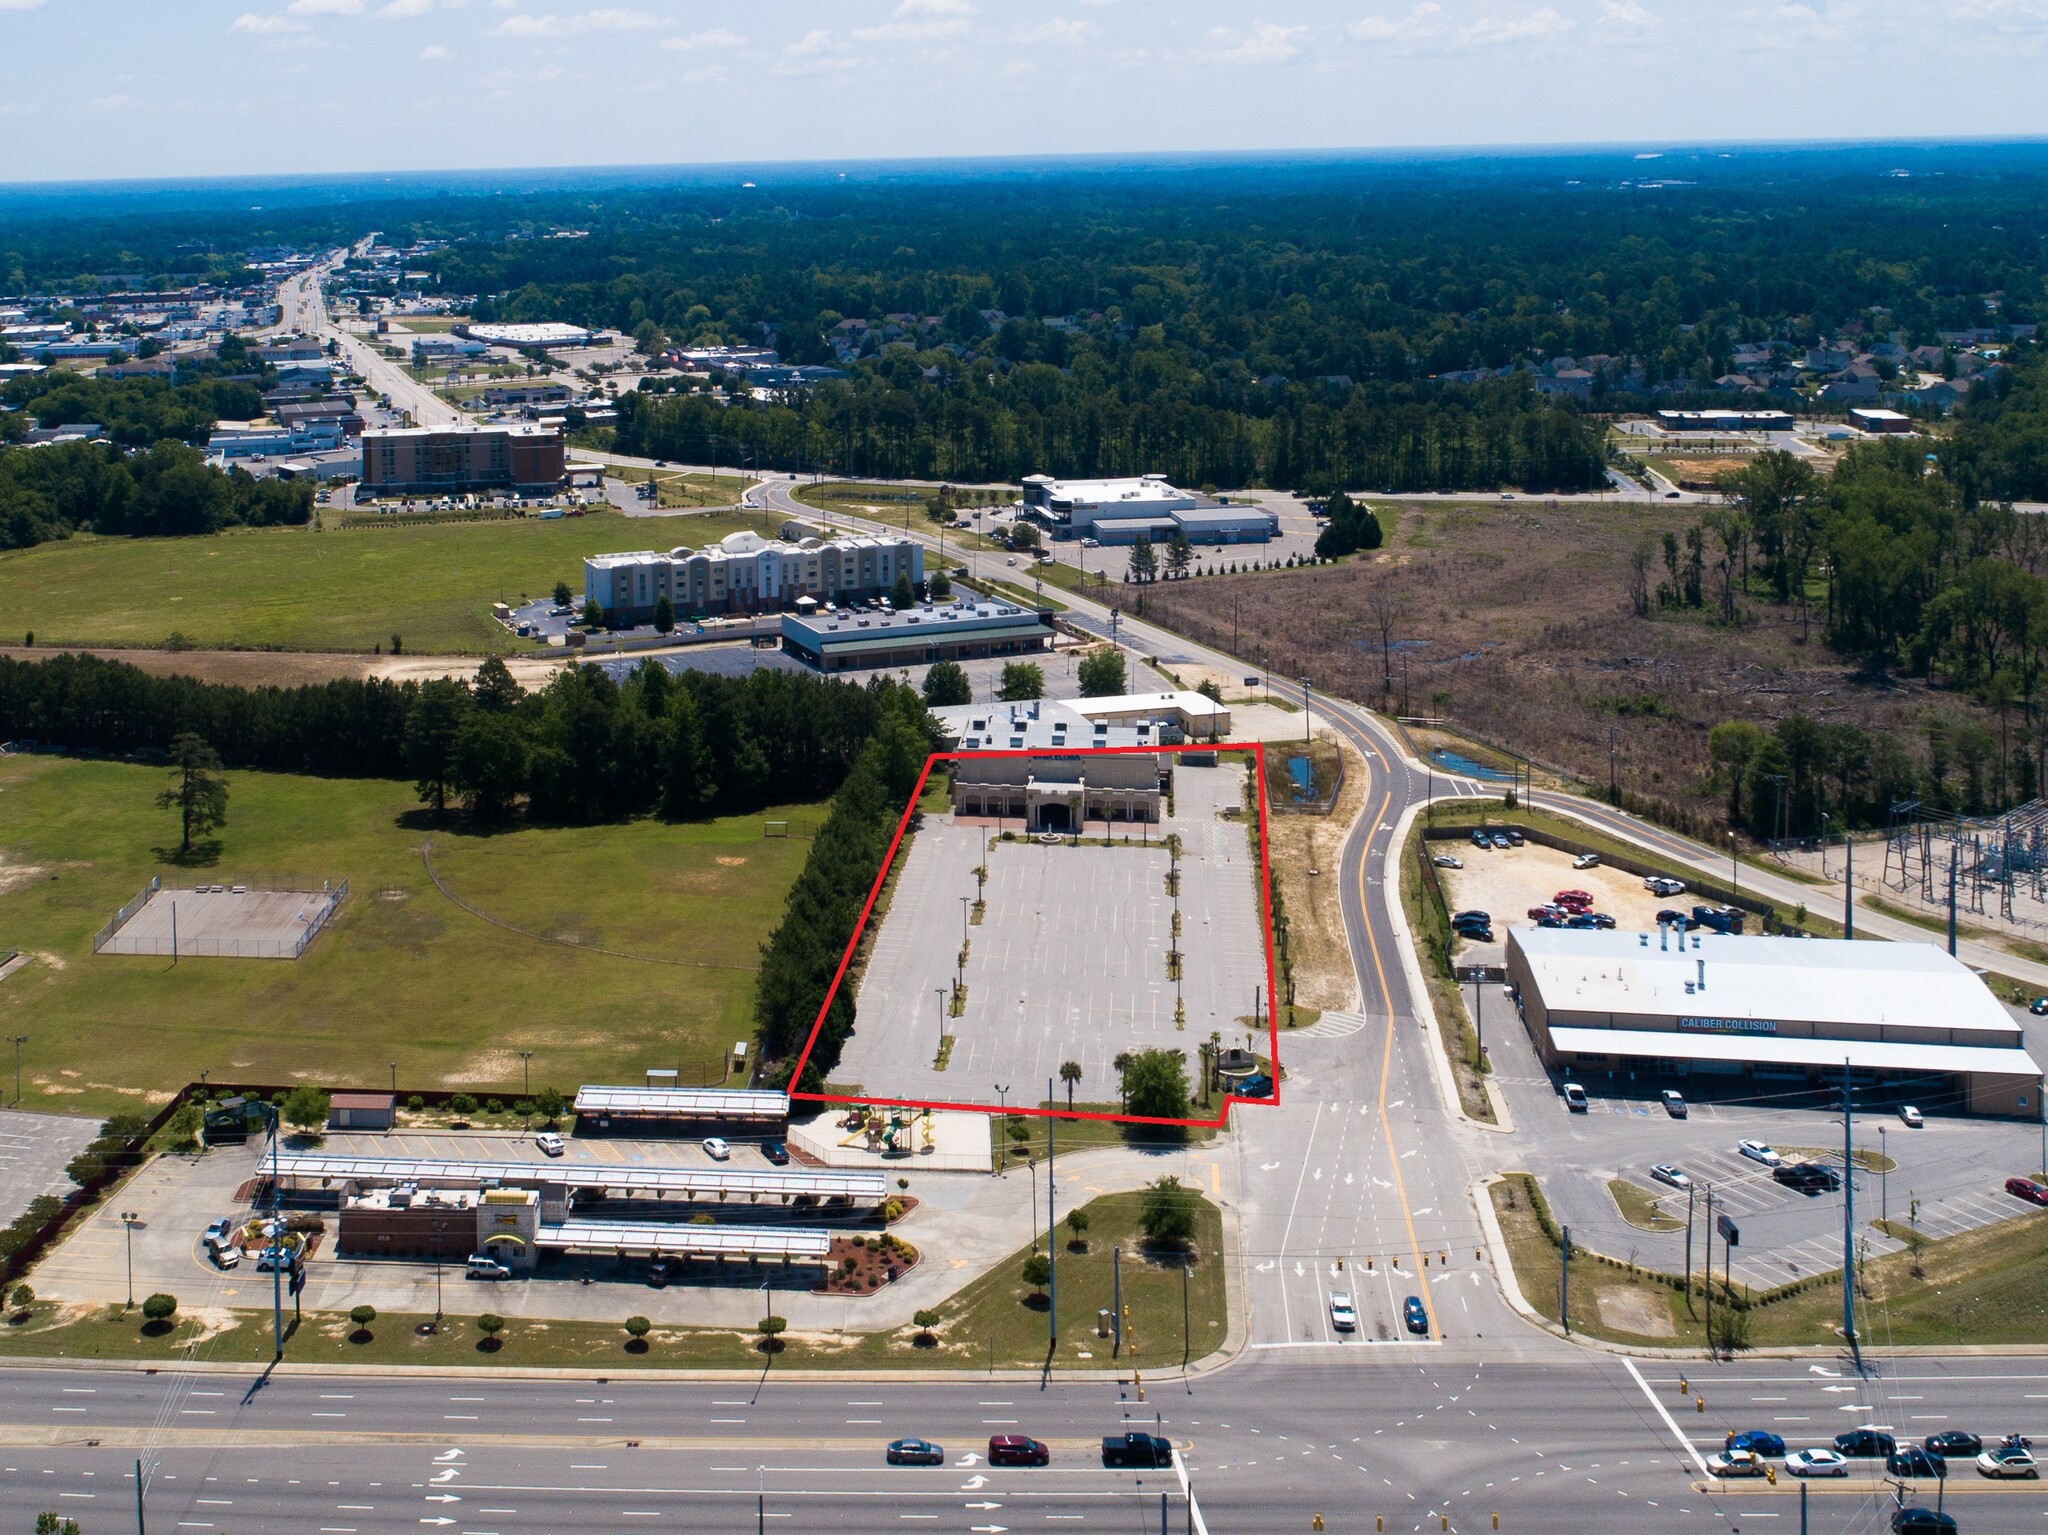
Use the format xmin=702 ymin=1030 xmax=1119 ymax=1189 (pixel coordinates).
xmin=587 ymin=530 xmax=923 ymax=624
xmin=360 ymin=424 xmax=565 ymax=496
xmin=1019 ymin=473 xmax=1278 ymax=546
xmin=944 ymin=700 xmax=1167 ymax=832
xmin=1507 ymin=927 xmax=2043 ymax=1116
xmin=781 ymin=596 xmax=1050 ymax=672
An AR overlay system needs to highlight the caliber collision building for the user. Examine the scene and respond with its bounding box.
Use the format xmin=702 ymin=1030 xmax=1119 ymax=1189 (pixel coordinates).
xmin=1506 ymin=927 xmax=2043 ymax=1116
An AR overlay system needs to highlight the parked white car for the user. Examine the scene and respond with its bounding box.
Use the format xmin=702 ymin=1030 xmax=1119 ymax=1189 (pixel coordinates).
xmin=1650 ymin=1163 xmax=1691 ymax=1190
xmin=703 ymin=1136 xmax=732 ymax=1161
xmin=1738 ymin=1139 xmax=1783 ymax=1167
xmin=1572 ymin=853 xmax=1601 ymax=870
xmin=1898 ymin=1105 xmax=1924 ymax=1128
xmin=535 ymin=1131 xmax=566 ymax=1157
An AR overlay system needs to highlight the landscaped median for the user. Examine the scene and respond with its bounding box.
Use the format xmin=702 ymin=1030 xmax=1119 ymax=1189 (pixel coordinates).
xmin=0 ymin=1188 xmax=1227 ymax=1373
xmin=1490 ymin=1171 xmax=2048 ymax=1351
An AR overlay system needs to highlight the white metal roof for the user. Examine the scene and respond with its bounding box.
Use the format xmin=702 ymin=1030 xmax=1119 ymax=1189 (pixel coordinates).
xmin=1547 ymin=1026 xmax=2041 ymax=1078
xmin=537 ymin=1220 xmax=831 ymax=1259
xmin=574 ymin=1085 xmax=790 ymax=1118
xmin=1511 ymin=929 xmax=2025 ymax=1042
xmin=271 ymin=1153 xmax=883 ymax=1201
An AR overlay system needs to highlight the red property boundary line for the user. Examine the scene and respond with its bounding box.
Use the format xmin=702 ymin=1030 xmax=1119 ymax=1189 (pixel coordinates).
xmin=787 ymin=740 xmax=1282 ymax=1129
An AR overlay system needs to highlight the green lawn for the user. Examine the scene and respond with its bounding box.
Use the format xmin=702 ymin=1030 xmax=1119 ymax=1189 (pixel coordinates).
xmin=0 ymin=1192 xmax=1227 ymax=1372
xmin=0 ymin=756 xmax=815 ymax=1116
xmin=1494 ymin=1173 xmax=2048 ymax=1349
xmin=0 ymin=510 xmax=775 ymax=654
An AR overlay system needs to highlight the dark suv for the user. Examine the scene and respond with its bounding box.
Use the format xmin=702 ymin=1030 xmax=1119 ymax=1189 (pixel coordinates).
xmin=1775 ymin=1161 xmax=1843 ymax=1193
xmin=988 ymin=1435 xmax=1050 ymax=1467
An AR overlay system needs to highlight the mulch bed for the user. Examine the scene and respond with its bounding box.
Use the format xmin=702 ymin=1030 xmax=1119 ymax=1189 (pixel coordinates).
xmin=812 ymin=1233 xmax=919 ymax=1296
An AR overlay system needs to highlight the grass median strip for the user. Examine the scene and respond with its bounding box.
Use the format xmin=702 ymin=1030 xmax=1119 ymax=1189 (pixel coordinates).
xmin=1606 ymin=1178 xmax=1683 ymax=1232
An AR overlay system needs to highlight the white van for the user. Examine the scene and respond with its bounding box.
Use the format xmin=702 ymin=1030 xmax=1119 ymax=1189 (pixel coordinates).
xmin=465 ymin=1254 xmax=512 ymax=1281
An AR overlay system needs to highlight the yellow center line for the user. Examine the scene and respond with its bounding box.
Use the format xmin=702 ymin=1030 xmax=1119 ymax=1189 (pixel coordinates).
xmin=1353 ymin=785 xmax=1437 ymax=1339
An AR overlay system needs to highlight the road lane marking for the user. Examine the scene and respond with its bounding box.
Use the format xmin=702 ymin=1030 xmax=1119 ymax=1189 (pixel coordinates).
xmin=1624 ymin=1357 xmax=1710 ymax=1476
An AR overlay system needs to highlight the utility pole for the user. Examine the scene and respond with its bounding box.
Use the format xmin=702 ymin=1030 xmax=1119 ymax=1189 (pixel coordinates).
xmin=1112 ymin=1246 xmax=1123 ymax=1357
xmin=1703 ymin=1185 xmax=1715 ymax=1354
xmin=1559 ymin=1224 xmax=1571 ymax=1335
xmin=1947 ymin=845 xmax=1959 ymax=956
xmin=1684 ymin=1182 xmax=1695 ymax=1306
xmin=136 ymin=1455 xmax=147 ymax=1535
xmin=269 ymin=1104 xmax=284 ymax=1361
xmin=1843 ymin=1057 xmax=1861 ymax=1372
xmin=1300 ymin=676 xmax=1311 ymax=743
xmin=1844 ymin=831 xmax=1855 ymax=940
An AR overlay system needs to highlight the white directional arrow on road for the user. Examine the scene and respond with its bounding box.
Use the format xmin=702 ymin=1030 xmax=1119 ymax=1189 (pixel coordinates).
xmin=1255 ymin=1260 xmax=1275 ymax=1272
xmin=424 ymin=1493 xmax=461 ymax=1503
xmin=960 ymin=1474 xmax=989 ymax=1490
xmin=1260 ymin=1162 xmax=1281 ymax=1171
xmin=419 ymin=1520 xmax=455 ymax=1528
xmin=433 ymin=1449 xmax=464 ymax=1462
xmin=965 ymin=1501 xmax=1002 ymax=1510
xmin=1344 ymin=1173 xmax=1355 ymax=1186
xmin=970 ymin=1526 xmax=1008 ymax=1533
xmin=430 ymin=1469 xmax=461 ymax=1483
xmin=1810 ymin=1365 xmax=1841 ymax=1377
xmin=1293 ymin=1261 xmax=1305 ymax=1277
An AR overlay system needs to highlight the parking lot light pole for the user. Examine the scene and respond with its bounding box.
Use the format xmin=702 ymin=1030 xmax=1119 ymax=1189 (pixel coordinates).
xmin=121 ymin=1211 xmax=139 ymax=1310
xmin=1879 ymin=1126 xmax=1888 ymax=1226
xmin=8 ymin=1034 xmax=24 ymax=1106
xmin=518 ymin=1051 xmax=534 ymax=1128
xmin=993 ymin=1085 xmax=1008 ymax=1175
xmin=935 ymin=989 xmax=947 ymax=1053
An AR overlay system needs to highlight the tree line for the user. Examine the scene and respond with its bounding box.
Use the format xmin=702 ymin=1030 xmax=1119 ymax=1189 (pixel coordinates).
xmin=1 ymin=368 xmax=271 ymax=450
xmin=0 ymin=651 xmax=932 ymax=825
xmin=0 ymin=439 xmax=312 ymax=551
xmin=752 ymin=701 xmax=937 ymax=1091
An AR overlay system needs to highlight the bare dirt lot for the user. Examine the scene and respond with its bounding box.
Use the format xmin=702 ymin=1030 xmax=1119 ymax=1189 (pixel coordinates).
xmin=0 ymin=646 xmax=566 ymax=689
xmin=1141 ymin=498 xmax=1992 ymax=823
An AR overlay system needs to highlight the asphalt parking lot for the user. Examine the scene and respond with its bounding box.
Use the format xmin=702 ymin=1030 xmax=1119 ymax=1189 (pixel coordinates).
xmin=0 ymin=1109 xmax=101 ymax=1227
xmin=839 ymin=760 xmax=1268 ymax=1110
xmin=1475 ymin=981 xmax=2048 ymax=1291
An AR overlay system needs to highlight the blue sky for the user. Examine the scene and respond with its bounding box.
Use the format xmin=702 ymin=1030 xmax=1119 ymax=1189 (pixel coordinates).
xmin=4 ymin=0 xmax=2048 ymax=182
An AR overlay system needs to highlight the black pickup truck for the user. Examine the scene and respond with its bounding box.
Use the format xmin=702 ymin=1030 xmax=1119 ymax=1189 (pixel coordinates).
xmin=1101 ymin=1431 xmax=1174 ymax=1468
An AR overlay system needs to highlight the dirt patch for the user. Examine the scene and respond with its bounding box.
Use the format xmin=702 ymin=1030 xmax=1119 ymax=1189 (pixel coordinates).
xmin=1266 ymin=732 xmax=1367 ymax=1013
xmin=715 ymin=856 xmax=747 ymax=868
xmin=1595 ymin=1286 xmax=1676 ymax=1337
xmin=0 ymin=856 xmax=48 ymax=898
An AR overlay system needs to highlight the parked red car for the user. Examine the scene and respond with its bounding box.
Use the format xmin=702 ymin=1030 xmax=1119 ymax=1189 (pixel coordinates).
xmin=1528 ymin=904 xmax=1565 ymax=922
xmin=2006 ymin=1176 xmax=2048 ymax=1207
xmin=1553 ymin=889 xmax=1594 ymax=912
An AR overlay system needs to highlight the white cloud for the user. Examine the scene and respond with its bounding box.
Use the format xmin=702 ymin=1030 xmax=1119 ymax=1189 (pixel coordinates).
xmin=0 ymin=0 xmax=49 ymax=10
xmin=676 ymin=63 xmax=726 ymax=83
xmin=230 ymin=12 xmax=304 ymax=32
xmin=784 ymin=28 xmax=837 ymax=55
xmin=1017 ymin=16 xmax=1089 ymax=44
xmin=775 ymin=33 xmax=859 ymax=74
xmin=419 ymin=41 xmax=449 ymax=56
xmin=0 ymin=99 xmax=38 ymax=114
xmin=852 ymin=17 xmax=968 ymax=41
xmin=490 ymin=7 xmax=664 ymax=36
xmin=896 ymin=0 xmax=973 ymax=13
xmin=287 ymin=0 xmax=363 ymax=15
xmin=1458 ymin=7 xmax=1573 ymax=46
xmin=1198 ymin=21 xmax=1307 ymax=64
xmin=662 ymin=27 xmax=745 ymax=49
xmin=1598 ymin=0 xmax=1657 ymax=24
xmin=378 ymin=0 xmax=433 ymax=15
xmin=1348 ymin=2 xmax=1439 ymax=43
xmin=89 ymin=92 xmax=143 ymax=111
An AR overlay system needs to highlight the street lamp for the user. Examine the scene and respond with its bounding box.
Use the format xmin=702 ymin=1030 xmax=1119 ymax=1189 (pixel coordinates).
xmin=388 ymin=1061 xmax=397 ymax=1095
xmin=993 ymin=1084 xmax=1009 ymax=1176
xmin=934 ymin=988 xmax=948 ymax=1054
xmin=1300 ymin=676 xmax=1312 ymax=743
xmin=518 ymin=1051 xmax=534 ymax=1128
xmin=1728 ymin=832 xmax=1739 ymax=904
xmin=121 ymin=1211 xmax=140 ymax=1310
xmin=1878 ymin=1125 xmax=1888 ymax=1226
xmin=7 ymin=1034 xmax=24 ymax=1107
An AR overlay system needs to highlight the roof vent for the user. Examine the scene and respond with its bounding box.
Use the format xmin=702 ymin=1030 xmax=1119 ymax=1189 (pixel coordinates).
xmin=1684 ymin=980 xmax=1696 ymax=995
xmin=1639 ymin=932 xmax=1648 ymax=946
xmin=1697 ymin=957 xmax=1706 ymax=991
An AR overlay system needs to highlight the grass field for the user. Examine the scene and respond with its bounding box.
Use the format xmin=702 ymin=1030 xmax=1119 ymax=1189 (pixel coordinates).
xmin=0 ymin=1192 xmax=1226 ymax=1372
xmin=1494 ymin=1173 xmax=2048 ymax=1348
xmin=0 ymin=509 xmax=774 ymax=653
xmin=0 ymin=756 xmax=815 ymax=1117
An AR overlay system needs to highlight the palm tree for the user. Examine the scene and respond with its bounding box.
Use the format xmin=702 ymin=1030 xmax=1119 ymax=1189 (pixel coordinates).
xmin=1111 ymin=1051 xmax=1135 ymax=1112
xmin=1059 ymin=1060 xmax=1082 ymax=1109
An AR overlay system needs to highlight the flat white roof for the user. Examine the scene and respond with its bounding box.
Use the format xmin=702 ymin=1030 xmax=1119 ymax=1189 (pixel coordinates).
xmin=1549 ymin=1026 xmax=2040 ymax=1078
xmin=1067 ymin=690 xmax=1228 ymax=720
xmin=574 ymin=1085 xmax=790 ymax=1118
xmin=1512 ymin=928 xmax=2024 ymax=1042
xmin=538 ymin=1220 xmax=830 ymax=1259
xmin=272 ymin=1152 xmax=882 ymax=1200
